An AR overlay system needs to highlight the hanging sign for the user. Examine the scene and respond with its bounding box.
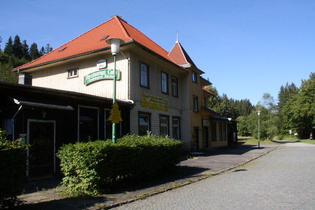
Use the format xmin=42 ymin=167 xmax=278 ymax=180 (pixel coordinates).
xmin=84 ymin=69 xmax=120 ymax=85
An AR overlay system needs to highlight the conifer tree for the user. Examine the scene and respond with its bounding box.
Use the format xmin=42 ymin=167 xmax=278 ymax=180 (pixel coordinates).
xmin=4 ymin=36 xmax=13 ymax=56
xmin=12 ymin=35 xmax=23 ymax=58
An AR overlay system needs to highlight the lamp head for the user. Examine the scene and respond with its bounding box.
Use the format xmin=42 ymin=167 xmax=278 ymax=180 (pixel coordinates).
xmin=106 ymin=38 xmax=125 ymax=55
xmin=257 ymin=110 xmax=261 ymax=116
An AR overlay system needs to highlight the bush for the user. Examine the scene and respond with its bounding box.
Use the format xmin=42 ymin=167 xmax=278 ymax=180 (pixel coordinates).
xmin=0 ymin=129 xmax=28 ymax=208
xmin=57 ymin=134 xmax=182 ymax=196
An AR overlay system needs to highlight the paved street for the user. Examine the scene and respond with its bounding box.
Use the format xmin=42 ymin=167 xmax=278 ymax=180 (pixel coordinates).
xmin=113 ymin=143 xmax=315 ymax=210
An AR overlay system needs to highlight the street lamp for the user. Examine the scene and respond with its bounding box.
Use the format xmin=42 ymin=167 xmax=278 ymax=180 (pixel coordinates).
xmin=106 ymin=38 xmax=124 ymax=143
xmin=257 ymin=110 xmax=261 ymax=148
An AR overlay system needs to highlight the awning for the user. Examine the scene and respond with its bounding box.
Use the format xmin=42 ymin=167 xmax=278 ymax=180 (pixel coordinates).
xmin=13 ymin=98 xmax=74 ymax=111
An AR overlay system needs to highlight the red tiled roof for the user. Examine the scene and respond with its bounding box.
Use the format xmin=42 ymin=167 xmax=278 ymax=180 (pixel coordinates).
xmin=168 ymin=40 xmax=198 ymax=69
xmin=14 ymin=16 xmax=174 ymax=71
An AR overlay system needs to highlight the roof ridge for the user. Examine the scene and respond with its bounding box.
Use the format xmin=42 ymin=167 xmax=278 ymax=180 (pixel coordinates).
xmin=113 ymin=16 xmax=131 ymax=39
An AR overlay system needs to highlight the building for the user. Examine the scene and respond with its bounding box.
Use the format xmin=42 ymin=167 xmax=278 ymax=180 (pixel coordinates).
xmin=1 ymin=15 xmax=237 ymax=178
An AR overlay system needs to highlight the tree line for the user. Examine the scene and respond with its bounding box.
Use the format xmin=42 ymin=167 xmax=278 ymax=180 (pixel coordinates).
xmin=0 ymin=35 xmax=53 ymax=82
xmin=205 ymin=73 xmax=315 ymax=140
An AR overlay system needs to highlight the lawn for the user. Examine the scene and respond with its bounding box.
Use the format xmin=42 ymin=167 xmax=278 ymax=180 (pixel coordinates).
xmin=238 ymin=136 xmax=315 ymax=145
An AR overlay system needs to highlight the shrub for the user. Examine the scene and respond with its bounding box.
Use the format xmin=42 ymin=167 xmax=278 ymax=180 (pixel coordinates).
xmin=0 ymin=129 xmax=28 ymax=208
xmin=57 ymin=134 xmax=182 ymax=196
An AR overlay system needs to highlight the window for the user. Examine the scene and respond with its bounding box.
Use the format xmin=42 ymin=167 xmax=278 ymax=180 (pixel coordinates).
xmin=193 ymin=95 xmax=198 ymax=112
xmin=203 ymin=97 xmax=208 ymax=108
xmin=222 ymin=123 xmax=227 ymax=141
xmin=171 ymin=76 xmax=178 ymax=97
xmin=140 ymin=62 xmax=149 ymax=87
xmin=172 ymin=117 xmax=181 ymax=140
xmin=139 ymin=112 xmax=150 ymax=135
xmin=68 ymin=68 xmax=78 ymax=78
xmin=79 ymin=107 xmax=98 ymax=142
xmin=211 ymin=122 xmax=217 ymax=141
xmin=192 ymin=71 xmax=197 ymax=83
xmin=161 ymin=72 xmax=168 ymax=94
xmin=160 ymin=115 xmax=169 ymax=136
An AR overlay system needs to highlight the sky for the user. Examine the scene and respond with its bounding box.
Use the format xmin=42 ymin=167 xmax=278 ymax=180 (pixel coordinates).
xmin=1 ymin=0 xmax=314 ymax=105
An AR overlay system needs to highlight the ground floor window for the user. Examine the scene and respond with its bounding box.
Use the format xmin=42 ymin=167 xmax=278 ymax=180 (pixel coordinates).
xmin=160 ymin=115 xmax=169 ymax=137
xmin=139 ymin=112 xmax=151 ymax=135
xmin=211 ymin=122 xmax=217 ymax=141
xmin=172 ymin=117 xmax=180 ymax=140
xmin=79 ymin=106 xmax=99 ymax=141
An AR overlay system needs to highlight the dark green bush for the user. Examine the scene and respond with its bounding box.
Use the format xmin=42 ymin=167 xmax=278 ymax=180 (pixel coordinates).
xmin=0 ymin=129 xmax=28 ymax=208
xmin=57 ymin=134 xmax=182 ymax=196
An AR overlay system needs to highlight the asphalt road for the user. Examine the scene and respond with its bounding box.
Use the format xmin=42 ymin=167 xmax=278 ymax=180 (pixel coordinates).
xmin=113 ymin=143 xmax=315 ymax=210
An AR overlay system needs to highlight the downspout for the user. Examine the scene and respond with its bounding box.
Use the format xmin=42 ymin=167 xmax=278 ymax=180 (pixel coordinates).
xmin=12 ymin=105 xmax=23 ymax=141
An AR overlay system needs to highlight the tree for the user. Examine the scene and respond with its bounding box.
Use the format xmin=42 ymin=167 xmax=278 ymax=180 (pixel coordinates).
xmin=29 ymin=43 xmax=40 ymax=60
xmin=278 ymin=82 xmax=298 ymax=111
xmin=21 ymin=40 xmax=30 ymax=60
xmin=283 ymin=73 xmax=315 ymax=139
xmin=0 ymin=51 xmax=18 ymax=83
xmin=45 ymin=44 xmax=53 ymax=54
xmin=4 ymin=36 xmax=13 ymax=56
xmin=12 ymin=35 xmax=23 ymax=59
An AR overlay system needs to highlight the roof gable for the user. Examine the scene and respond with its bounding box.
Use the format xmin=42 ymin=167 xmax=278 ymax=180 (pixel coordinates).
xmin=14 ymin=16 xmax=172 ymax=71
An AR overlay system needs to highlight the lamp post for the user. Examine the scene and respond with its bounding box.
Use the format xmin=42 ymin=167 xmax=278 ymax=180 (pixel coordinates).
xmin=257 ymin=110 xmax=261 ymax=148
xmin=106 ymin=38 xmax=124 ymax=143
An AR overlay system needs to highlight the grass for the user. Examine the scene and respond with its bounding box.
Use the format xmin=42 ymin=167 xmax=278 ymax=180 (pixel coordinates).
xmin=238 ymin=137 xmax=279 ymax=145
xmin=238 ymin=136 xmax=315 ymax=145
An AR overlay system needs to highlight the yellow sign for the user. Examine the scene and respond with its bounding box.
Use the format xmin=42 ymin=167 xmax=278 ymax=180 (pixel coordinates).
xmin=108 ymin=102 xmax=122 ymax=123
xmin=141 ymin=93 xmax=168 ymax=112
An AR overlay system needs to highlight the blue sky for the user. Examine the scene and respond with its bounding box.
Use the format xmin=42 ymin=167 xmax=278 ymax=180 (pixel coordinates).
xmin=1 ymin=0 xmax=314 ymax=105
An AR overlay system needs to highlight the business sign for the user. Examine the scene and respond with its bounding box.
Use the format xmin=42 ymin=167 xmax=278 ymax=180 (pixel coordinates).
xmin=203 ymin=119 xmax=210 ymax=127
xmin=141 ymin=93 xmax=168 ymax=112
xmin=84 ymin=69 xmax=120 ymax=85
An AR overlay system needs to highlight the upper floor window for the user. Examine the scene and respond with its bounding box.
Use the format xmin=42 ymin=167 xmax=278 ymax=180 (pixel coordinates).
xmin=140 ymin=62 xmax=149 ymax=87
xmin=171 ymin=76 xmax=178 ymax=97
xmin=68 ymin=68 xmax=78 ymax=78
xmin=193 ymin=95 xmax=198 ymax=112
xmin=203 ymin=97 xmax=208 ymax=108
xmin=192 ymin=71 xmax=197 ymax=83
xmin=161 ymin=72 xmax=168 ymax=94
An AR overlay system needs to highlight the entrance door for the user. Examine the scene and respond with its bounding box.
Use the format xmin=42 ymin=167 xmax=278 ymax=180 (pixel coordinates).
xmin=202 ymin=126 xmax=209 ymax=148
xmin=27 ymin=120 xmax=56 ymax=177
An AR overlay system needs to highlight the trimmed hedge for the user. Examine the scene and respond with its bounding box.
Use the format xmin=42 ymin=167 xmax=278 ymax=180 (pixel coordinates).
xmin=0 ymin=129 xmax=28 ymax=208
xmin=57 ymin=134 xmax=182 ymax=196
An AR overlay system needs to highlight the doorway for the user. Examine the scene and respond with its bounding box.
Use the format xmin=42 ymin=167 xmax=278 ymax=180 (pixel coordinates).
xmin=27 ymin=120 xmax=56 ymax=177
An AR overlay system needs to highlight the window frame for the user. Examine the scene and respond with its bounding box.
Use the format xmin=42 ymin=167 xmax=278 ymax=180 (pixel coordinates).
xmin=138 ymin=112 xmax=151 ymax=135
xmin=171 ymin=76 xmax=178 ymax=97
xmin=172 ymin=117 xmax=181 ymax=140
xmin=161 ymin=72 xmax=169 ymax=94
xmin=192 ymin=71 xmax=197 ymax=83
xmin=159 ymin=115 xmax=169 ymax=137
xmin=68 ymin=68 xmax=78 ymax=78
xmin=140 ymin=62 xmax=149 ymax=88
xmin=193 ymin=95 xmax=199 ymax=112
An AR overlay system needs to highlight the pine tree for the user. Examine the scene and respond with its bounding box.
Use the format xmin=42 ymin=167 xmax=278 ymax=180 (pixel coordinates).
xmin=12 ymin=35 xmax=23 ymax=59
xmin=4 ymin=36 xmax=13 ymax=56
xmin=22 ymin=40 xmax=30 ymax=60
xmin=29 ymin=43 xmax=40 ymax=60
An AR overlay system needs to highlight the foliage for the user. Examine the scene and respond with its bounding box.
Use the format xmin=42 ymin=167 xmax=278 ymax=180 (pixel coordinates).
xmin=282 ymin=73 xmax=315 ymax=139
xmin=0 ymin=35 xmax=53 ymax=82
xmin=57 ymin=134 xmax=182 ymax=196
xmin=0 ymin=129 xmax=28 ymax=208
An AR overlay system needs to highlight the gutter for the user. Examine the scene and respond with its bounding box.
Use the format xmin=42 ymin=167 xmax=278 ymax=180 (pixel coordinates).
xmin=12 ymin=104 xmax=23 ymax=141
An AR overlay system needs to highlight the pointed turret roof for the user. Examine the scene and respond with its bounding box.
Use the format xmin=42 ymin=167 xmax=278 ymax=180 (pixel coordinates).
xmin=14 ymin=16 xmax=174 ymax=71
xmin=168 ymin=37 xmax=199 ymax=70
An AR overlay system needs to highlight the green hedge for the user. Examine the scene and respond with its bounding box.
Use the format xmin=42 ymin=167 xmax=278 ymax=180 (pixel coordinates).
xmin=57 ymin=134 xmax=182 ymax=196
xmin=0 ymin=129 xmax=28 ymax=208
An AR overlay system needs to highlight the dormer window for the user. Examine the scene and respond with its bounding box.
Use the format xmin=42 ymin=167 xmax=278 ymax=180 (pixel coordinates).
xmin=192 ymin=71 xmax=197 ymax=83
xmin=68 ymin=68 xmax=78 ymax=78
